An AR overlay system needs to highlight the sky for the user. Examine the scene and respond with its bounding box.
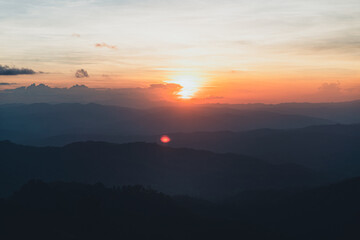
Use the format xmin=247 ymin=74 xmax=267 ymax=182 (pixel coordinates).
xmin=0 ymin=0 xmax=359 ymax=103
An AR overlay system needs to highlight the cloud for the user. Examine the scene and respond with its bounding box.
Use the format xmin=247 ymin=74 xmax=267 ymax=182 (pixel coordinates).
xmin=318 ymin=82 xmax=341 ymax=94
xmin=75 ymin=69 xmax=89 ymax=78
xmin=299 ymin=37 xmax=360 ymax=57
xmin=149 ymin=83 xmax=182 ymax=90
xmin=189 ymin=95 xmax=224 ymax=103
xmin=0 ymin=65 xmax=36 ymax=75
xmin=0 ymin=82 xmax=16 ymax=85
xmin=280 ymin=33 xmax=360 ymax=59
xmin=345 ymin=86 xmax=360 ymax=93
xmin=309 ymin=81 xmax=345 ymax=102
xmin=95 ymin=42 xmax=117 ymax=50
xmin=204 ymin=95 xmax=224 ymax=100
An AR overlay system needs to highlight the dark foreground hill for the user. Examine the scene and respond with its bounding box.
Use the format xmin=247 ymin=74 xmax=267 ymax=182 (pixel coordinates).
xmin=0 ymin=141 xmax=324 ymax=199
xmin=2 ymin=177 xmax=360 ymax=240
xmin=221 ymin=176 xmax=360 ymax=240
xmin=0 ymin=180 xmax=283 ymax=240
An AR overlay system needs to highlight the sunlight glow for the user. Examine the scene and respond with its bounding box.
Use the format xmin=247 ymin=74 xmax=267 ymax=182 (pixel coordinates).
xmin=167 ymin=75 xmax=203 ymax=99
xmin=160 ymin=135 xmax=171 ymax=143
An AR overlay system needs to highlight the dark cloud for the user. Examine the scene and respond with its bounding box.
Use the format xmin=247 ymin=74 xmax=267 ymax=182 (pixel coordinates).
xmin=75 ymin=69 xmax=89 ymax=78
xmin=0 ymin=82 xmax=16 ymax=85
xmin=0 ymin=65 xmax=36 ymax=75
xmin=95 ymin=42 xmax=117 ymax=50
xmin=70 ymin=84 xmax=88 ymax=89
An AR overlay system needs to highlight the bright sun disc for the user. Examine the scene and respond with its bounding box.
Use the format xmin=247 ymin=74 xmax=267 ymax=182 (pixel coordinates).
xmin=166 ymin=75 xmax=203 ymax=99
xmin=160 ymin=135 xmax=171 ymax=143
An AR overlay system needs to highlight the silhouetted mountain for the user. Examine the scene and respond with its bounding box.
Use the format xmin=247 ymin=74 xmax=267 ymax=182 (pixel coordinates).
xmin=0 ymin=141 xmax=324 ymax=199
xmin=29 ymin=124 xmax=360 ymax=179
xmin=0 ymin=103 xmax=332 ymax=143
xmin=0 ymin=180 xmax=283 ymax=240
xmin=158 ymin=124 xmax=360 ymax=177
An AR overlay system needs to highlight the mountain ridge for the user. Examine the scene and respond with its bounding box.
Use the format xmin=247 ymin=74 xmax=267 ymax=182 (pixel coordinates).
xmin=0 ymin=140 xmax=325 ymax=199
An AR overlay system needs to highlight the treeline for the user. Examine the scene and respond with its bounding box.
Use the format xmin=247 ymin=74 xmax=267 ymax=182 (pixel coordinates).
xmin=0 ymin=180 xmax=281 ymax=240
xmin=2 ymin=178 xmax=360 ymax=240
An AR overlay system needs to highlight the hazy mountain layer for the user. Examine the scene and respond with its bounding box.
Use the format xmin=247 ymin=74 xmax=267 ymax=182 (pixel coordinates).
xmin=0 ymin=141 xmax=324 ymax=199
xmin=0 ymin=103 xmax=332 ymax=142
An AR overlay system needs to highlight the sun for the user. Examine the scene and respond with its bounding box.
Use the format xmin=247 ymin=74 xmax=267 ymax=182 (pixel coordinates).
xmin=166 ymin=75 xmax=203 ymax=99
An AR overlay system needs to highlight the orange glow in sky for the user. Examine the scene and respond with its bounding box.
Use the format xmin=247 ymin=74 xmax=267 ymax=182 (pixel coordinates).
xmin=1 ymin=0 xmax=360 ymax=104
xmin=167 ymin=75 xmax=204 ymax=99
xmin=160 ymin=135 xmax=171 ymax=143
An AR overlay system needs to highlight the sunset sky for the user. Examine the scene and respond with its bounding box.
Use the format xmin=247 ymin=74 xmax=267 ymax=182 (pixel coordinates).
xmin=0 ymin=0 xmax=359 ymax=103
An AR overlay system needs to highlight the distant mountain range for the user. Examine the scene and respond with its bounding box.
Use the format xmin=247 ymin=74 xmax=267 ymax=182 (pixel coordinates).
xmin=2 ymin=101 xmax=360 ymax=239
xmin=2 ymin=102 xmax=360 ymax=198
xmin=2 ymin=100 xmax=360 ymax=146
xmin=24 ymin=123 xmax=360 ymax=179
xmin=0 ymin=103 xmax=332 ymax=142
xmin=0 ymin=141 xmax=324 ymax=199
xmin=209 ymin=99 xmax=360 ymax=123
xmin=155 ymin=124 xmax=360 ymax=177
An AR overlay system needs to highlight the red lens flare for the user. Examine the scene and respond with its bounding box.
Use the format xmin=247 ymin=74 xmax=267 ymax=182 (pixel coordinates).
xmin=160 ymin=135 xmax=171 ymax=143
